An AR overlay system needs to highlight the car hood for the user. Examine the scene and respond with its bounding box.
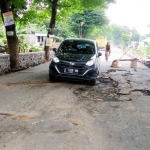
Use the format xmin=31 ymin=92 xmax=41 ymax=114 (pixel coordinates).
xmin=55 ymin=52 xmax=95 ymax=62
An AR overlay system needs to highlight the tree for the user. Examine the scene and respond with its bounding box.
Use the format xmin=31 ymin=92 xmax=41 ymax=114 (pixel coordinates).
xmin=122 ymin=34 xmax=131 ymax=50
xmin=0 ymin=0 xmax=28 ymax=70
xmin=130 ymin=28 xmax=140 ymax=41
xmin=0 ymin=0 xmax=115 ymax=65
xmin=55 ymin=22 xmax=76 ymax=39
xmin=68 ymin=9 xmax=109 ymax=38
xmin=110 ymin=25 xmax=125 ymax=45
xmin=33 ymin=0 xmax=115 ymax=61
xmin=89 ymin=25 xmax=113 ymax=40
xmin=0 ymin=0 xmax=18 ymax=69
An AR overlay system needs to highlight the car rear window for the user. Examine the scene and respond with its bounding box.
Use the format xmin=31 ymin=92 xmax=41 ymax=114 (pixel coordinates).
xmin=58 ymin=40 xmax=95 ymax=54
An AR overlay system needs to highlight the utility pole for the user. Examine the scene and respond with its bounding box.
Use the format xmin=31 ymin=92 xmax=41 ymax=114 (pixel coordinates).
xmin=80 ymin=22 xmax=84 ymax=38
xmin=78 ymin=22 xmax=81 ymax=38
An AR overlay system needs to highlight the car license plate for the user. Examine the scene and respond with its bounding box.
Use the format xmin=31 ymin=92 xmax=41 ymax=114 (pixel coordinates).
xmin=64 ymin=68 xmax=78 ymax=74
xmin=68 ymin=69 xmax=73 ymax=73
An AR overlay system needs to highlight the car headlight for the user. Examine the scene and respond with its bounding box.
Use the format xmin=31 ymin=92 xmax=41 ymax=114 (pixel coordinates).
xmin=53 ymin=57 xmax=60 ymax=63
xmin=86 ymin=60 xmax=94 ymax=66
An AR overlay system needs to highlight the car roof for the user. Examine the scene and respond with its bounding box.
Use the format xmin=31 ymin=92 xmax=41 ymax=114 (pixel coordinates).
xmin=64 ymin=38 xmax=96 ymax=43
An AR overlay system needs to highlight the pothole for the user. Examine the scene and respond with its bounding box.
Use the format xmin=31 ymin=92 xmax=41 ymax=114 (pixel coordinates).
xmin=74 ymin=77 xmax=119 ymax=102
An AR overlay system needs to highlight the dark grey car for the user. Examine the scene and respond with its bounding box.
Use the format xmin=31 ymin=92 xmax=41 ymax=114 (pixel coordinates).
xmin=49 ymin=38 xmax=102 ymax=85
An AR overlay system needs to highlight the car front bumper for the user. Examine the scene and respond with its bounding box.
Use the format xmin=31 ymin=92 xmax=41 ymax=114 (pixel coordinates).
xmin=49 ymin=62 xmax=98 ymax=81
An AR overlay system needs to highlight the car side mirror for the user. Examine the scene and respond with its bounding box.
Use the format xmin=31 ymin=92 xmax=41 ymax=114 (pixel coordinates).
xmin=53 ymin=48 xmax=57 ymax=52
xmin=98 ymin=52 xmax=102 ymax=57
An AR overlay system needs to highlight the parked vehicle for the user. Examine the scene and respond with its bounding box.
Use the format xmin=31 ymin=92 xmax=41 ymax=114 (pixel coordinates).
xmin=49 ymin=38 xmax=102 ymax=85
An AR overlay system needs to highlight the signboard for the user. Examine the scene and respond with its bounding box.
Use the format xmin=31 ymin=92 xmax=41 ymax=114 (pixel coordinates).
xmin=2 ymin=11 xmax=14 ymax=26
xmin=46 ymin=38 xmax=53 ymax=46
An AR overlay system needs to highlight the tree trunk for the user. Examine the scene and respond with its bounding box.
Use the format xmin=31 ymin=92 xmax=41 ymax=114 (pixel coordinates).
xmin=0 ymin=0 xmax=19 ymax=70
xmin=44 ymin=0 xmax=58 ymax=61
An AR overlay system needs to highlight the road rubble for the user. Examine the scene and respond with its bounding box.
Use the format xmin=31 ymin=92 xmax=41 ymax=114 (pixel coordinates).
xmin=74 ymin=68 xmax=150 ymax=102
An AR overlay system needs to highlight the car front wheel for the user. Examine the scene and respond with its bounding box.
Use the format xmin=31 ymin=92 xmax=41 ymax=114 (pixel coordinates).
xmin=49 ymin=74 xmax=56 ymax=82
xmin=89 ymin=79 xmax=96 ymax=86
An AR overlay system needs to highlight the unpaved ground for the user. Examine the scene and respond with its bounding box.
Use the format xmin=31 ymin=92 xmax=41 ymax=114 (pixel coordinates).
xmin=0 ymin=62 xmax=150 ymax=149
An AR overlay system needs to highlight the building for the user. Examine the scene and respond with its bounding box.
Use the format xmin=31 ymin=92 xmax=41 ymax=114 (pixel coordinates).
xmin=21 ymin=33 xmax=61 ymax=47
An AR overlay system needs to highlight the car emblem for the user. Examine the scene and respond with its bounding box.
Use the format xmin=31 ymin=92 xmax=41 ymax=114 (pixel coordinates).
xmin=70 ymin=62 xmax=75 ymax=65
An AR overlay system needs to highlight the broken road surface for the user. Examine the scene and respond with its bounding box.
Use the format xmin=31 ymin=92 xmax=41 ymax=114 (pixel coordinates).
xmin=0 ymin=47 xmax=150 ymax=150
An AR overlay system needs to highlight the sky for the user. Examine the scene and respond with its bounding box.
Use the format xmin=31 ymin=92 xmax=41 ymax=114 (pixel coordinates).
xmin=106 ymin=0 xmax=150 ymax=35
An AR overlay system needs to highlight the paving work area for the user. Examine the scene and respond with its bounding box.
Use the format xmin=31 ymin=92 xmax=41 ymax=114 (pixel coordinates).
xmin=0 ymin=47 xmax=150 ymax=149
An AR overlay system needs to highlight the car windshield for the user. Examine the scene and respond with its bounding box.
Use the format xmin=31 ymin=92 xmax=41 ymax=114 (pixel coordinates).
xmin=58 ymin=40 xmax=95 ymax=54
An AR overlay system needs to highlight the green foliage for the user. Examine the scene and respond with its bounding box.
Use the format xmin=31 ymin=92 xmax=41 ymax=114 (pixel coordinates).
xmin=0 ymin=39 xmax=4 ymax=46
xmin=29 ymin=0 xmax=115 ymax=34
xmin=6 ymin=0 xmax=28 ymax=21
xmin=56 ymin=0 xmax=115 ymax=21
xmin=67 ymin=9 xmax=109 ymax=38
xmin=103 ymin=25 xmax=139 ymax=46
xmin=122 ymin=34 xmax=131 ymax=49
xmin=1 ymin=0 xmax=116 ymax=36
xmin=0 ymin=26 xmax=5 ymax=38
xmin=9 ymin=0 xmax=27 ymax=9
xmin=55 ymin=22 xmax=77 ymax=39
xmin=18 ymin=35 xmax=31 ymax=53
xmin=17 ymin=5 xmax=50 ymax=26
xmin=145 ymin=44 xmax=150 ymax=58
xmin=130 ymin=28 xmax=140 ymax=41
xmin=0 ymin=0 xmax=116 ymax=55
xmin=134 ymin=43 xmax=150 ymax=59
xmin=15 ymin=22 xmax=47 ymax=35
xmin=0 ymin=25 xmax=7 ymax=46
xmin=88 ymin=25 xmax=113 ymax=40
xmin=30 ymin=45 xmax=43 ymax=52
xmin=110 ymin=25 xmax=125 ymax=45
xmin=122 ymin=34 xmax=131 ymax=43
xmin=17 ymin=35 xmax=43 ymax=53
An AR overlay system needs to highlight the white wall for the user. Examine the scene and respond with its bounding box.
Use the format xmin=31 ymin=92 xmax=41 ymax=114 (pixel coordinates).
xmin=22 ymin=34 xmax=47 ymax=46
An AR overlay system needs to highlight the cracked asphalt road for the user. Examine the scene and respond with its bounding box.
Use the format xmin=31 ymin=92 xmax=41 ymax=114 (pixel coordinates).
xmin=0 ymin=47 xmax=150 ymax=150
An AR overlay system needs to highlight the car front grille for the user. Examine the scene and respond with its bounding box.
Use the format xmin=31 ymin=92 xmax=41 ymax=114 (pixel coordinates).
xmin=56 ymin=61 xmax=88 ymax=75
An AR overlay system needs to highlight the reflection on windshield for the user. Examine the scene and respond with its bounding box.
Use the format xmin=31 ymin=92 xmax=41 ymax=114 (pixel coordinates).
xmin=58 ymin=41 xmax=95 ymax=54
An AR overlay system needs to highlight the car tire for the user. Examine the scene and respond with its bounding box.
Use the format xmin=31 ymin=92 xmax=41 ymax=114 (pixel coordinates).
xmin=89 ymin=79 xmax=96 ymax=86
xmin=49 ymin=74 xmax=56 ymax=82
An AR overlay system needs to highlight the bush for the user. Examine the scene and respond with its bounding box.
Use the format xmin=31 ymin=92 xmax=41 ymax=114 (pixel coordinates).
xmin=29 ymin=46 xmax=43 ymax=52
xmin=131 ymin=43 xmax=150 ymax=59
